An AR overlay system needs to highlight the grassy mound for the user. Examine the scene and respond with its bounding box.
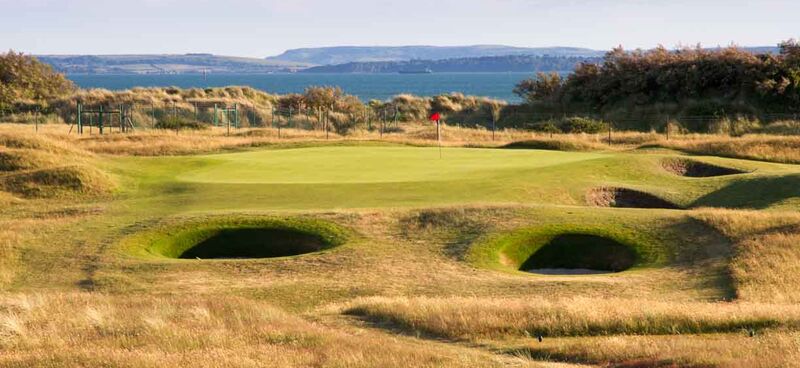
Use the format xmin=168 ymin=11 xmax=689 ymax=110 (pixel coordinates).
xmin=130 ymin=216 xmax=348 ymax=260
xmin=587 ymin=187 xmax=681 ymax=209
xmin=0 ymin=148 xmax=64 ymax=172
xmin=0 ymin=165 xmax=114 ymax=198
xmin=661 ymin=158 xmax=746 ymax=177
xmin=520 ymin=234 xmax=637 ymax=273
xmin=0 ymin=131 xmax=113 ymax=199
xmin=502 ymin=138 xmax=603 ymax=152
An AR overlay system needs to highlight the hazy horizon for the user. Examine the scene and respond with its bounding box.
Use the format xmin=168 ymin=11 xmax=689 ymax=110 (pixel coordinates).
xmin=1 ymin=0 xmax=797 ymax=57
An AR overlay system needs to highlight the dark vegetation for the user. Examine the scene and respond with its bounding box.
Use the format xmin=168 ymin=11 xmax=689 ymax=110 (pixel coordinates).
xmin=513 ymin=41 xmax=800 ymax=131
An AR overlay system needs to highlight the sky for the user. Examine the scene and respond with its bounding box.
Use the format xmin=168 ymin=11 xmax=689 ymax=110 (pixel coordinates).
xmin=0 ymin=0 xmax=797 ymax=57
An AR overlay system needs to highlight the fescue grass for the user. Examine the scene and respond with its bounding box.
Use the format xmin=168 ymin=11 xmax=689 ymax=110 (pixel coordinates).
xmin=343 ymin=296 xmax=800 ymax=339
xmin=0 ymin=123 xmax=797 ymax=367
xmin=0 ymin=293 xmax=527 ymax=368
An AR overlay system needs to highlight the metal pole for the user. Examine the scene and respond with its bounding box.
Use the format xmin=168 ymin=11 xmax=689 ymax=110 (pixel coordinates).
xmin=492 ymin=115 xmax=496 ymax=141
xmin=77 ymin=102 xmax=82 ymax=135
xmin=437 ymin=119 xmax=442 ymax=159
xmin=214 ymin=104 xmax=218 ymax=127
xmin=99 ymin=106 xmax=104 ymax=135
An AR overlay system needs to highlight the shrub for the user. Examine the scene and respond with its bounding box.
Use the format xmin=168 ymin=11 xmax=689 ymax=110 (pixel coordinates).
xmin=560 ymin=117 xmax=607 ymax=134
xmin=529 ymin=120 xmax=562 ymax=134
xmin=0 ymin=51 xmax=75 ymax=109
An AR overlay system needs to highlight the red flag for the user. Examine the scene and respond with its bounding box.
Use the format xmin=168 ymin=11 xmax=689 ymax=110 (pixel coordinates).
xmin=429 ymin=112 xmax=441 ymax=122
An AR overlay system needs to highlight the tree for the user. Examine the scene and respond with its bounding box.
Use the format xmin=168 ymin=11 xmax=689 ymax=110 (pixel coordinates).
xmin=0 ymin=50 xmax=74 ymax=110
xmin=513 ymin=72 xmax=563 ymax=103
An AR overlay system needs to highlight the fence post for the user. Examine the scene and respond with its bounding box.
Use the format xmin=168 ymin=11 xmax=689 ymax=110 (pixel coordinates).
xmin=99 ymin=106 xmax=104 ymax=135
xmin=77 ymin=102 xmax=82 ymax=134
xmin=213 ymin=104 xmax=218 ymax=127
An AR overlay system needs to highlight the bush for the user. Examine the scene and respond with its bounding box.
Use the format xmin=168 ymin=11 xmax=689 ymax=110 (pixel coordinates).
xmin=328 ymin=112 xmax=357 ymax=135
xmin=155 ymin=116 xmax=208 ymax=131
xmin=560 ymin=117 xmax=607 ymax=134
xmin=529 ymin=120 xmax=562 ymax=134
xmin=0 ymin=51 xmax=75 ymax=110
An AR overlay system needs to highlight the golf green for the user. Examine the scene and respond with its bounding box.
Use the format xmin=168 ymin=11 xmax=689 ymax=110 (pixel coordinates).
xmin=176 ymin=146 xmax=606 ymax=184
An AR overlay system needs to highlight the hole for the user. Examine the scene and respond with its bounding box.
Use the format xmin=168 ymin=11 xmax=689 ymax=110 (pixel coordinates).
xmin=520 ymin=234 xmax=637 ymax=274
xmin=178 ymin=228 xmax=330 ymax=259
xmin=587 ymin=187 xmax=680 ymax=209
xmin=661 ymin=158 xmax=745 ymax=178
xmin=141 ymin=218 xmax=347 ymax=260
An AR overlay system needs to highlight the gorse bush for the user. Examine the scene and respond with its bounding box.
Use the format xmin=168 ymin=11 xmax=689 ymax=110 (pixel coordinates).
xmin=514 ymin=40 xmax=800 ymax=127
xmin=560 ymin=117 xmax=607 ymax=133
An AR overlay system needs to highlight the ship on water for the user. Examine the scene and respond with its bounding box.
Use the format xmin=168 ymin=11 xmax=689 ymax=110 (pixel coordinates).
xmin=398 ymin=67 xmax=433 ymax=74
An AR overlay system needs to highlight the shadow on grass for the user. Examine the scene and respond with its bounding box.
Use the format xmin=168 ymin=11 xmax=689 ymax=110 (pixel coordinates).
xmin=503 ymin=346 xmax=715 ymax=368
xmin=663 ymin=217 xmax=736 ymax=300
xmin=691 ymin=174 xmax=800 ymax=209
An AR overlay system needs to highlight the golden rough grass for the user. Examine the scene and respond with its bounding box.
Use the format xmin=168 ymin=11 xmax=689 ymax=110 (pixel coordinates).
xmin=0 ymin=129 xmax=114 ymax=198
xmin=0 ymin=293 xmax=532 ymax=368
xmin=659 ymin=134 xmax=800 ymax=163
xmin=344 ymin=296 xmax=800 ymax=339
xmin=695 ymin=209 xmax=800 ymax=303
xmin=511 ymin=331 xmax=800 ymax=368
xmin=4 ymin=123 xmax=800 ymax=164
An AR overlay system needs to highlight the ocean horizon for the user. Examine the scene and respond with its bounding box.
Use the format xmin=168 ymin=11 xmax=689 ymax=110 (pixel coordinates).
xmin=67 ymin=72 xmax=539 ymax=103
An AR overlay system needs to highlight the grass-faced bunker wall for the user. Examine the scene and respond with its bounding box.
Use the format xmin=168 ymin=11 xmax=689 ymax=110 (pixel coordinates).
xmin=520 ymin=234 xmax=637 ymax=272
xmin=135 ymin=217 xmax=348 ymax=260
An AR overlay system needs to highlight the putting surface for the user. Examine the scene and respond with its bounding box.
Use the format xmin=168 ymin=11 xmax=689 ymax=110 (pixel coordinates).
xmin=177 ymin=146 xmax=606 ymax=184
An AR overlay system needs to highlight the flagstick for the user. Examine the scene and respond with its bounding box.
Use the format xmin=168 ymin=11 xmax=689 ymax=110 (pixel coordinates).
xmin=437 ymin=119 xmax=442 ymax=159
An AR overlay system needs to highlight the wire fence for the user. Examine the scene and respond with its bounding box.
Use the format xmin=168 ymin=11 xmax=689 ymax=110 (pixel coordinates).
xmin=1 ymin=101 xmax=799 ymax=137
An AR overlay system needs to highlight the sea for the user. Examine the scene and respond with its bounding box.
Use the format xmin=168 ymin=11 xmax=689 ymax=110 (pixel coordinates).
xmin=68 ymin=72 xmax=534 ymax=103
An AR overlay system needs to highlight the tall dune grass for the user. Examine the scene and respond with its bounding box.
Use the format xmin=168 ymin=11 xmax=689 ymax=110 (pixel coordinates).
xmin=344 ymin=296 xmax=800 ymax=339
